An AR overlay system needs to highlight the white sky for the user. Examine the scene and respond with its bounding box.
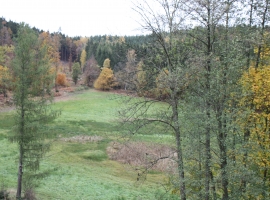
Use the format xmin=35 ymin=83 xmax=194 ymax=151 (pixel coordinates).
xmin=1 ymin=0 xmax=144 ymax=37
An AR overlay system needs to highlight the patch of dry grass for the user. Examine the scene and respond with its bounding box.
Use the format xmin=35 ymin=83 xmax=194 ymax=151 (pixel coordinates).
xmin=59 ymin=135 xmax=103 ymax=143
xmin=107 ymin=141 xmax=177 ymax=173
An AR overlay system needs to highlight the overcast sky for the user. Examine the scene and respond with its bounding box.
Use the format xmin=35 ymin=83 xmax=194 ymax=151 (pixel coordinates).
xmin=1 ymin=0 xmax=144 ymax=37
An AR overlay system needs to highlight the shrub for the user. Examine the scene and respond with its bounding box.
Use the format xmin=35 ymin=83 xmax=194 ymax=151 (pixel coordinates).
xmin=0 ymin=65 xmax=11 ymax=97
xmin=0 ymin=181 xmax=9 ymax=200
xmin=107 ymin=142 xmax=177 ymax=172
xmin=0 ymin=189 xmax=9 ymax=200
xmin=23 ymin=188 xmax=36 ymax=200
xmin=56 ymin=73 xmax=67 ymax=86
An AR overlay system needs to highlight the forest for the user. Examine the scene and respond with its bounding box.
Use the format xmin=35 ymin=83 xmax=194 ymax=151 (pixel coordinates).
xmin=0 ymin=0 xmax=270 ymax=199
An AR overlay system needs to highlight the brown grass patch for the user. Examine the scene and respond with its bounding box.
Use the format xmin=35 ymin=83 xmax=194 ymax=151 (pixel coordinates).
xmin=60 ymin=135 xmax=103 ymax=143
xmin=107 ymin=141 xmax=177 ymax=173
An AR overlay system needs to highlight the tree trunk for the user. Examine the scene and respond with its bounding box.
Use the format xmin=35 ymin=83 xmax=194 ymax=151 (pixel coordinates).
xmin=218 ymin=119 xmax=229 ymax=200
xmin=254 ymin=0 xmax=269 ymax=69
xmin=172 ymin=94 xmax=186 ymax=200
xmin=205 ymin=111 xmax=211 ymax=200
xmin=205 ymin=19 xmax=212 ymax=200
xmin=16 ymin=144 xmax=23 ymax=199
xmin=16 ymin=98 xmax=25 ymax=199
xmin=219 ymin=5 xmax=229 ymax=198
xmin=55 ymin=63 xmax=59 ymax=92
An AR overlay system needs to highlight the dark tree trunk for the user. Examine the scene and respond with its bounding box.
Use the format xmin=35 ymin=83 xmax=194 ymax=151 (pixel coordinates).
xmin=218 ymin=119 xmax=229 ymax=200
xmin=205 ymin=5 xmax=212 ymax=198
xmin=16 ymin=94 xmax=25 ymax=199
xmin=172 ymin=93 xmax=186 ymax=200
xmin=16 ymin=144 xmax=23 ymax=199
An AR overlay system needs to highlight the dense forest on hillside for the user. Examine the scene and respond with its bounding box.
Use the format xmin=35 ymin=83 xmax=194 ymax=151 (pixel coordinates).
xmin=1 ymin=0 xmax=270 ymax=199
xmin=0 ymin=17 xmax=150 ymax=73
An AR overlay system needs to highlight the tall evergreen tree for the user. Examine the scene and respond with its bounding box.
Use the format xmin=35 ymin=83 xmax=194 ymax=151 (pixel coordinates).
xmin=10 ymin=24 xmax=58 ymax=199
xmin=72 ymin=62 xmax=81 ymax=85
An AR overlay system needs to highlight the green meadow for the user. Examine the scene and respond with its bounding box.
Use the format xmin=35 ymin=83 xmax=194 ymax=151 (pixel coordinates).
xmin=0 ymin=89 xmax=177 ymax=200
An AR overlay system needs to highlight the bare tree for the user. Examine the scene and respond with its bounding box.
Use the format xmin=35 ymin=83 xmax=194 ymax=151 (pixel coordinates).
xmin=120 ymin=1 xmax=196 ymax=199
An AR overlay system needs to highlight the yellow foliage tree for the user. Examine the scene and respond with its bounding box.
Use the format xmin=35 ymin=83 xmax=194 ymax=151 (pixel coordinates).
xmin=39 ymin=31 xmax=61 ymax=91
xmin=0 ymin=46 xmax=6 ymax=65
xmin=0 ymin=45 xmax=13 ymax=96
xmin=239 ymin=39 xmax=270 ymax=187
xmin=103 ymin=58 xmax=111 ymax=68
xmin=136 ymin=61 xmax=147 ymax=96
xmin=80 ymin=49 xmax=86 ymax=70
xmin=0 ymin=65 xmax=10 ymax=97
xmin=240 ymin=67 xmax=270 ymax=161
xmin=94 ymin=58 xmax=115 ymax=90
xmin=0 ymin=45 xmax=14 ymax=67
xmin=39 ymin=32 xmax=60 ymax=65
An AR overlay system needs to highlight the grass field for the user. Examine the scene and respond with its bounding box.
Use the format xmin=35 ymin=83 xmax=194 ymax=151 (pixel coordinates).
xmin=0 ymin=89 xmax=178 ymax=200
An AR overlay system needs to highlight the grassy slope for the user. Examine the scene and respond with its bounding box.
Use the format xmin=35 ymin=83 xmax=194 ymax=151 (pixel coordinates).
xmin=0 ymin=89 xmax=174 ymax=200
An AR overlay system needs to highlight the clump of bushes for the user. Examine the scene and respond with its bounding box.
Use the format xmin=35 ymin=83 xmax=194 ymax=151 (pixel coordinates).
xmin=0 ymin=186 xmax=9 ymax=200
xmin=107 ymin=142 xmax=177 ymax=172
xmin=56 ymin=73 xmax=68 ymax=86
xmin=23 ymin=188 xmax=36 ymax=200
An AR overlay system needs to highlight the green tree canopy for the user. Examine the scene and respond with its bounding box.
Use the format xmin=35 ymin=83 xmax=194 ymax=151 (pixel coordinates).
xmin=72 ymin=62 xmax=81 ymax=85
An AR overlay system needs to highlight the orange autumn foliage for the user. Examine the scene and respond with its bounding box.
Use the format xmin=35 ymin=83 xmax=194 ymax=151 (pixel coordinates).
xmin=56 ymin=73 xmax=67 ymax=86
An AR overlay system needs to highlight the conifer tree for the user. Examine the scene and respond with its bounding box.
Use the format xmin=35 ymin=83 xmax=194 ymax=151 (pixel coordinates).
xmin=80 ymin=49 xmax=86 ymax=71
xmin=94 ymin=58 xmax=115 ymax=90
xmin=10 ymin=24 xmax=58 ymax=199
xmin=72 ymin=62 xmax=81 ymax=85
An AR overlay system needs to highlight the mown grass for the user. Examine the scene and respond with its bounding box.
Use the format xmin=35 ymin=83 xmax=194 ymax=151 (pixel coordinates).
xmin=0 ymin=89 xmax=177 ymax=199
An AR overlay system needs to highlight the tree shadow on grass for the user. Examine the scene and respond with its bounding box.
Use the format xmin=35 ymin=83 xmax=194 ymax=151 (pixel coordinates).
xmin=49 ymin=120 xmax=119 ymax=138
xmin=62 ymin=138 xmax=109 ymax=162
